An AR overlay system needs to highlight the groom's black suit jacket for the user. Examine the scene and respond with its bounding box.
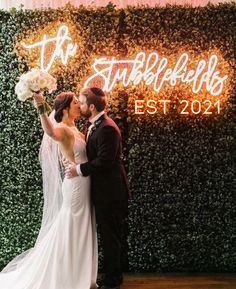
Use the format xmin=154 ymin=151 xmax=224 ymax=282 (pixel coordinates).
xmin=80 ymin=114 xmax=130 ymax=206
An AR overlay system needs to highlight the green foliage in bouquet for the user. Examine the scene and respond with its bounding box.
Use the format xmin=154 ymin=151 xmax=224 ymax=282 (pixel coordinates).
xmin=0 ymin=2 xmax=236 ymax=272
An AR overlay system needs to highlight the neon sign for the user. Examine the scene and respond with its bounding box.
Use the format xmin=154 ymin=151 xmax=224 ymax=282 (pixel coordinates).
xmin=20 ymin=25 xmax=232 ymax=115
xmin=84 ymin=52 xmax=228 ymax=96
xmin=134 ymin=99 xmax=221 ymax=115
xmin=21 ymin=25 xmax=228 ymax=97
xmin=22 ymin=25 xmax=77 ymax=72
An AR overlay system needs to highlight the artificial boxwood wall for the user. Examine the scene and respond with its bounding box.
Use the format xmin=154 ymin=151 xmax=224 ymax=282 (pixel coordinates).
xmin=0 ymin=3 xmax=236 ymax=272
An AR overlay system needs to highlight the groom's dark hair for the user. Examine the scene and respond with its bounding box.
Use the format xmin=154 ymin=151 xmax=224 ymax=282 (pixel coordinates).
xmin=81 ymin=87 xmax=107 ymax=112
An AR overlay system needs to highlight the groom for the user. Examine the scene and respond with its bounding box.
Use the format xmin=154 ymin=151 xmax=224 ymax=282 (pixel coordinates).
xmin=66 ymin=87 xmax=130 ymax=289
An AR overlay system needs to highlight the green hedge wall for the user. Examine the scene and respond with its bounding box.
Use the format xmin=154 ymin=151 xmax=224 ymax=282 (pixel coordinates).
xmin=0 ymin=3 xmax=236 ymax=272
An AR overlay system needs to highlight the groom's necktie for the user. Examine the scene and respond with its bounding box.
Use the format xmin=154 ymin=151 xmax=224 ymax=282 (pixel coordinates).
xmin=84 ymin=121 xmax=92 ymax=141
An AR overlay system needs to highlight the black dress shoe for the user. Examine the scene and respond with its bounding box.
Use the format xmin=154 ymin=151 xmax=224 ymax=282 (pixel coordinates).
xmin=97 ymin=274 xmax=123 ymax=289
xmin=100 ymin=285 xmax=120 ymax=289
xmin=96 ymin=279 xmax=103 ymax=287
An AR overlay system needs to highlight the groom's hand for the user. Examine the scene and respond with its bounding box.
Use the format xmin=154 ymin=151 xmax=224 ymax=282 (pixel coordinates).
xmin=65 ymin=163 xmax=78 ymax=178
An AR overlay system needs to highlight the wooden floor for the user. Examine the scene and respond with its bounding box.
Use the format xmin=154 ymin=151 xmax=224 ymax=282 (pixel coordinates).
xmin=121 ymin=273 xmax=236 ymax=289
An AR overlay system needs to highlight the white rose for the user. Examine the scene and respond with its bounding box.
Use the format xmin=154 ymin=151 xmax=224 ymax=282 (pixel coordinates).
xmin=16 ymin=81 xmax=33 ymax=101
xmin=29 ymin=79 xmax=41 ymax=92
xmin=38 ymin=77 xmax=48 ymax=89
xmin=29 ymin=68 xmax=40 ymax=79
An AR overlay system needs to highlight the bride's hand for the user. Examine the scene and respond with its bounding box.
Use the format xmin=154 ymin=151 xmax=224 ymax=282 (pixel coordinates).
xmin=32 ymin=93 xmax=45 ymax=109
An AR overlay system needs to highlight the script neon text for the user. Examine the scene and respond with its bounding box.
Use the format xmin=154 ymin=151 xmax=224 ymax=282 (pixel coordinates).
xmin=22 ymin=25 xmax=77 ymax=72
xmin=84 ymin=52 xmax=228 ymax=96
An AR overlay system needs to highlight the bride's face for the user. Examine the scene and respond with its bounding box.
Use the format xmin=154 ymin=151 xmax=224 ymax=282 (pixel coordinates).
xmin=79 ymin=94 xmax=92 ymax=118
xmin=68 ymin=95 xmax=80 ymax=118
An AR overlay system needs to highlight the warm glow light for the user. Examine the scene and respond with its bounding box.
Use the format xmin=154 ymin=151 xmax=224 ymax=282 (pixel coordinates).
xmin=84 ymin=52 xmax=228 ymax=96
xmin=22 ymin=25 xmax=77 ymax=72
xmin=17 ymin=23 xmax=233 ymax=116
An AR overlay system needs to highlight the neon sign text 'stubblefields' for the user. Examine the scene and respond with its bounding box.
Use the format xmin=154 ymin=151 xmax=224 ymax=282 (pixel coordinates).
xmin=84 ymin=52 xmax=228 ymax=96
xmin=22 ymin=25 xmax=77 ymax=73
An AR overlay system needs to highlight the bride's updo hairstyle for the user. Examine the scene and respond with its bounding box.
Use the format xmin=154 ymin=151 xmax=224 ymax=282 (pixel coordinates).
xmin=54 ymin=91 xmax=75 ymax=123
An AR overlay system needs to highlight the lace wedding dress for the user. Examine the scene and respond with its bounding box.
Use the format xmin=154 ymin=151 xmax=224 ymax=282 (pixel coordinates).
xmin=0 ymin=122 xmax=98 ymax=289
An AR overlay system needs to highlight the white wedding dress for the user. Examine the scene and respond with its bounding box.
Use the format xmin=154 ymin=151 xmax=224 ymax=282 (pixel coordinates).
xmin=0 ymin=125 xmax=98 ymax=289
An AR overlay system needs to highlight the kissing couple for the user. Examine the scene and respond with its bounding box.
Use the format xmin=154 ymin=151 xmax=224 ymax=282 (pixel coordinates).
xmin=0 ymin=87 xmax=130 ymax=289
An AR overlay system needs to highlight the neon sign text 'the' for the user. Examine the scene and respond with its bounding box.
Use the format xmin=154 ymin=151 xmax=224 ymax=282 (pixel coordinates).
xmin=22 ymin=25 xmax=77 ymax=73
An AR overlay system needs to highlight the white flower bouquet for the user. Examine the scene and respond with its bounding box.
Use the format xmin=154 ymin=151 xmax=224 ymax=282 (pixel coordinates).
xmin=15 ymin=68 xmax=57 ymax=101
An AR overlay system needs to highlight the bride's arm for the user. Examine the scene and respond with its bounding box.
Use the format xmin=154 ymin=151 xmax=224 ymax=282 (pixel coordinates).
xmin=79 ymin=131 xmax=85 ymax=141
xmin=33 ymin=94 xmax=65 ymax=142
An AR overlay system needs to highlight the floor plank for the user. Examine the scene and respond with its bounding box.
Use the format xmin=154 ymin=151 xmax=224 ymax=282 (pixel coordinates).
xmin=121 ymin=273 xmax=236 ymax=289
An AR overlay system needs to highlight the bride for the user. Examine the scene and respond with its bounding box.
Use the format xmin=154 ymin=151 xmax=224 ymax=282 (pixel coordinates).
xmin=0 ymin=91 xmax=98 ymax=289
